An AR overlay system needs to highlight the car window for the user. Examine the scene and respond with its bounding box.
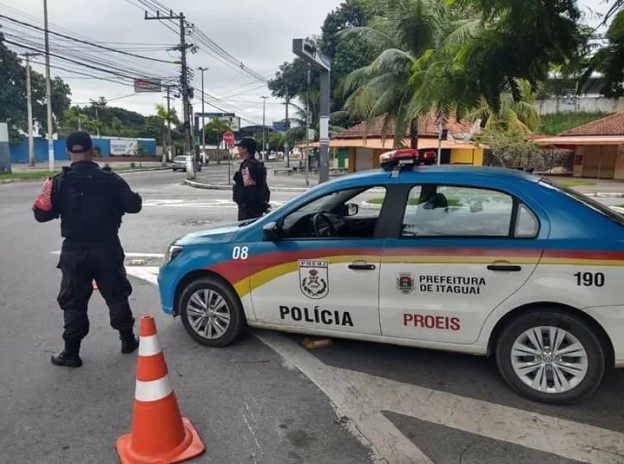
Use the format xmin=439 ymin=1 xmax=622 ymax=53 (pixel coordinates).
xmin=515 ymin=203 xmax=539 ymax=237
xmin=401 ymin=185 xmax=515 ymax=237
xmin=280 ymin=186 xmax=387 ymax=239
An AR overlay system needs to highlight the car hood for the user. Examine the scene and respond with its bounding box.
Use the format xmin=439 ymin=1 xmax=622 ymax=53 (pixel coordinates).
xmin=174 ymin=223 xmax=244 ymax=246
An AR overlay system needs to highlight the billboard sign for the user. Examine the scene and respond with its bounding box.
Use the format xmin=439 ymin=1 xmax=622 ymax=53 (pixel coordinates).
xmin=110 ymin=139 xmax=138 ymax=155
xmin=134 ymin=78 xmax=162 ymax=93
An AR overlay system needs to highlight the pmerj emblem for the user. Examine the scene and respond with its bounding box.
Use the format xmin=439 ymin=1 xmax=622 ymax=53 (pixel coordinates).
xmin=299 ymin=260 xmax=329 ymax=299
xmin=396 ymin=272 xmax=414 ymax=294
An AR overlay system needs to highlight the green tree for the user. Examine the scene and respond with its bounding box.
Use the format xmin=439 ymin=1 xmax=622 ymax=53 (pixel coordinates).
xmin=451 ymin=0 xmax=583 ymax=110
xmin=204 ymin=118 xmax=232 ymax=163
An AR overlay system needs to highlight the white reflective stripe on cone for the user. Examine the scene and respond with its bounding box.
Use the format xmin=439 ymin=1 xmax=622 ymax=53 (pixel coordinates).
xmin=138 ymin=334 xmax=161 ymax=357
xmin=135 ymin=376 xmax=173 ymax=402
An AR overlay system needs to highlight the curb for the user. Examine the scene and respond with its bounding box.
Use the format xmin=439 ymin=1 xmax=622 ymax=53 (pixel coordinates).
xmin=584 ymin=192 xmax=624 ymax=198
xmin=610 ymin=206 xmax=624 ymax=213
xmin=0 ymin=167 xmax=169 ymax=184
xmin=183 ymin=179 xmax=310 ymax=193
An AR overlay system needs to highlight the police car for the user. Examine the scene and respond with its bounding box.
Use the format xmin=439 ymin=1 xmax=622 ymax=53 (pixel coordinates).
xmin=158 ymin=149 xmax=624 ymax=404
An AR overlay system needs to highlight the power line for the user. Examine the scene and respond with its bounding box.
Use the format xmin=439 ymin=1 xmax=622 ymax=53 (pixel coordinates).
xmin=29 ymin=59 xmax=137 ymax=87
xmin=6 ymin=38 xmax=152 ymax=81
xmin=0 ymin=14 xmax=175 ymax=64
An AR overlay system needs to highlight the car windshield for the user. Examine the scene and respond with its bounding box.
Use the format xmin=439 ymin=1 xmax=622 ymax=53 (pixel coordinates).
xmin=540 ymin=179 xmax=624 ymax=226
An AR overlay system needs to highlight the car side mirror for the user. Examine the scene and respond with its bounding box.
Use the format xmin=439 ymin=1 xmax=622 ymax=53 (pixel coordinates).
xmin=346 ymin=203 xmax=359 ymax=217
xmin=263 ymin=221 xmax=281 ymax=241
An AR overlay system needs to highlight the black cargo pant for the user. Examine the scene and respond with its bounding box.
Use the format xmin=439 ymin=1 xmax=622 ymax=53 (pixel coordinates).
xmin=56 ymin=243 xmax=135 ymax=347
xmin=237 ymin=207 xmax=263 ymax=221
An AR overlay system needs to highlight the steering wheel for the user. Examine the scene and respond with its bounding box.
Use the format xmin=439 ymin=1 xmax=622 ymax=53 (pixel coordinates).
xmin=312 ymin=213 xmax=337 ymax=238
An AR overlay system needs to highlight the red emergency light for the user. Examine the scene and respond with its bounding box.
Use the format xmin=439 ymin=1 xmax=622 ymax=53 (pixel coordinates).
xmin=380 ymin=148 xmax=437 ymax=172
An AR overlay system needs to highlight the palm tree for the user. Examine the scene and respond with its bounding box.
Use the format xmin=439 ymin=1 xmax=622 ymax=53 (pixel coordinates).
xmin=204 ymin=119 xmax=232 ymax=164
xmin=155 ymin=103 xmax=179 ymax=164
xmin=468 ymin=80 xmax=540 ymax=134
xmin=342 ymin=0 xmax=459 ymax=148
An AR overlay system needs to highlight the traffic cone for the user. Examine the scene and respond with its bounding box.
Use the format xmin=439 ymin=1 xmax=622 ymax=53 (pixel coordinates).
xmin=116 ymin=316 xmax=205 ymax=464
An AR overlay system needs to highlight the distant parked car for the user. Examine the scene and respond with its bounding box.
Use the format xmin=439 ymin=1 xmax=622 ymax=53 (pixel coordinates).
xmin=172 ymin=155 xmax=201 ymax=172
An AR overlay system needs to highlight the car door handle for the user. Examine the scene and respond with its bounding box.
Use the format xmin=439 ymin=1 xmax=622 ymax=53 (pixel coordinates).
xmin=487 ymin=263 xmax=522 ymax=272
xmin=348 ymin=262 xmax=376 ymax=271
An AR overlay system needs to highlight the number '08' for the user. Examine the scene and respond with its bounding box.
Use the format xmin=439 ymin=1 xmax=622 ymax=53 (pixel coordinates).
xmin=232 ymin=246 xmax=249 ymax=260
xmin=574 ymin=272 xmax=605 ymax=287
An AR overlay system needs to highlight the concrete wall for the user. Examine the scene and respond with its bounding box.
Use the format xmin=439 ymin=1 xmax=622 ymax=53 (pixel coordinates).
xmin=615 ymin=146 xmax=624 ymax=180
xmin=535 ymin=97 xmax=624 ymax=115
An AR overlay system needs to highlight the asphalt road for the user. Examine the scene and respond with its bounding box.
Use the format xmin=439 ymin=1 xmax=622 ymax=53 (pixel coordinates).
xmin=0 ymin=167 xmax=623 ymax=464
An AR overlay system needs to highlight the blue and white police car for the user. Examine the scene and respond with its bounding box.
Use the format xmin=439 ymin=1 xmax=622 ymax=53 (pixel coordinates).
xmin=158 ymin=149 xmax=624 ymax=404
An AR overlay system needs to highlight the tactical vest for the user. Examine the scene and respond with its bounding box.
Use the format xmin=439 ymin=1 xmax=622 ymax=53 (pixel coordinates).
xmin=58 ymin=165 xmax=122 ymax=242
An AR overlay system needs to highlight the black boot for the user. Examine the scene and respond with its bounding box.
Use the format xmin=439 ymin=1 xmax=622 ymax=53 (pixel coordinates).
xmin=120 ymin=331 xmax=139 ymax=354
xmin=51 ymin=339 xmax=82 ymax=368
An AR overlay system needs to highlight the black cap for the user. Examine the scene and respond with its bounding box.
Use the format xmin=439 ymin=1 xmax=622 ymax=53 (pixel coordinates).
xmin=66 ymin=131 xmax=93 ymax=153
xmin=235 ymin=137 xmax=257 ymax=154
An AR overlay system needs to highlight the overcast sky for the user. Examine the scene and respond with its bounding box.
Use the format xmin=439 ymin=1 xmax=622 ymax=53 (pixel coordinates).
xmin=0 ymin=0 xmax=611 ymax=128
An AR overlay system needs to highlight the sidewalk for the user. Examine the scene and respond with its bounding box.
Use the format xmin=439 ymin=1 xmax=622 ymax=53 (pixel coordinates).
xmin=187 ymin=162 xmax=325 ymax=192
xmin=10 ymin=160 xmax=164 ymax=172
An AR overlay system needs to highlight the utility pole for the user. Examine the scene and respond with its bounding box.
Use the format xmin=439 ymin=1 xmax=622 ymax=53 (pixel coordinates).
xmin=198 ymin=67 xmax=208 ymax=160
xmin=145 ymin=10 xmax=194 ymax=177
xmin=23 ymin=53 xmax=38 ymax=167
xmin=261 ymin=96 xmax=268 ymax=160
xmin=43 ymin=0 xmax=54 ymax=171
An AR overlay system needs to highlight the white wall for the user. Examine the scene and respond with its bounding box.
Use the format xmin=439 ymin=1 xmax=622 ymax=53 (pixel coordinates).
xmin=535 ymin=97 xmax=624 ymax=115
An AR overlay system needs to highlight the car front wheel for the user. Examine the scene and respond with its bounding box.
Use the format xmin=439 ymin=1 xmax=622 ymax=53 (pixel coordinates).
xmin=179 ymin=276 xmax=245 ymax=347
xmin=495 ymin=309 xmax=606 ymax=404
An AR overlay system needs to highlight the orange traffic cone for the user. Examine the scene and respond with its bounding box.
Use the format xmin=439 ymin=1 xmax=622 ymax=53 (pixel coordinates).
xmin=116 ymin=316 xmax=205 ymax=464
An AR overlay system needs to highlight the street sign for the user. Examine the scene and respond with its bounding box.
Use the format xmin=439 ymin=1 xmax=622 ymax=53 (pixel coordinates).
xmin=293 ymin=38 xmax=331 ymax=71
xmin=223 ymin=131 xmax=235 ymax=146
xmin=134 ymin=78 xmax=162 ymax=93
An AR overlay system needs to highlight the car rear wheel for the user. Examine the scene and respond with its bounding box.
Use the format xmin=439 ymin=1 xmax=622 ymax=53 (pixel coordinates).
xmin=179 ymin=276 xmax=245 ymax=347
xmin=495 ymin=309 xmax=605 ymax=404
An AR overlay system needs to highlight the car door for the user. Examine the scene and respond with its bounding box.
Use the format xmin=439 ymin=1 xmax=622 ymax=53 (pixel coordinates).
xmin=249 ymin=185 xmax=388 ymax=335
xmin=379 ymin=183 xmax=542 ymax=344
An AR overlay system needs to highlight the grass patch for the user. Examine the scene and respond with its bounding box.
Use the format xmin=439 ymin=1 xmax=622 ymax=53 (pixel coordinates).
xmin=557 ymin=179 xmax=596 ymax=187
xmin=0 ymin=170 xmax=59 ymax=181
xmin=537 ymin=112 xmax=611 ymax=135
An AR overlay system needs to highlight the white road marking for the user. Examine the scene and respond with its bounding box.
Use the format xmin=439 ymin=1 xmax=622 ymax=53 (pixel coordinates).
xmin=50 ymin=251 xmax=164 ymax=258
xmin=125 ymin=266 xmax=159 ymax=285
xmin=142 ymin=199 xmax=284 ymax=209
xmin=116 ymin=269 xmax=624 ymax=464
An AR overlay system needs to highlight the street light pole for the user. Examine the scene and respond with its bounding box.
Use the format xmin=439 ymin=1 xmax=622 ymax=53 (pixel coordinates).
xmin=43 ymin=0 xmax=54 ymax=171
xmin=23 ymin=53 xmax=37 ymax=167
xmin=261 ymin=96 xmax=268 ymax=160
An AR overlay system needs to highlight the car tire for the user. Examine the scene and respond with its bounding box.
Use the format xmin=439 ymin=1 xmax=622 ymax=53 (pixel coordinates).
xmin=172 ymin=168 xmax=177 ymax=171
xmin=495 ymin=309 xmax=606 ymax=405
xmin=179 ymin=276 xmax=246 ymax=347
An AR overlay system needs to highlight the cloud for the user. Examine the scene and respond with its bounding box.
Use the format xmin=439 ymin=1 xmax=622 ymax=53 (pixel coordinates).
xmin=2 ymin=0 xmax=343 ymax=125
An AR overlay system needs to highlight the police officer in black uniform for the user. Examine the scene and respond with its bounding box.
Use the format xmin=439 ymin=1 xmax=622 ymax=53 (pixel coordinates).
xmin=232 ymin=137 xmax=270 ymax=221
xmin=33 ymin=132 xmax=143 ymax=368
